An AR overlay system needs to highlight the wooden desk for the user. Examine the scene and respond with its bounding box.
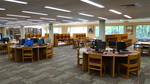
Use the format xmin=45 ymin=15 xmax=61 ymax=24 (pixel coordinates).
xmin=82 ymin=50 xmax=140 ymax=78
xmin=10 ymin=45 xmax=46 ymax=62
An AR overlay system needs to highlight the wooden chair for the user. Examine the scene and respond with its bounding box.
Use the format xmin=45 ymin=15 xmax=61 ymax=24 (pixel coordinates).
xmin=41 ymin=45 xmax=53 ymax=60
xmin=88 ymin=53 xmax=106 ymax=77
xmin=118 ymin=54 xmax=139 ymax=78
xmin=140 ymin=44 xmax=150 ymax=56
xmin=7 ymin=43 xmax=15 ymax=61
xmin=77 ymin=48 xmax=83 ymax=68
xmin=22 ymin=47 xmax=34 ymax=62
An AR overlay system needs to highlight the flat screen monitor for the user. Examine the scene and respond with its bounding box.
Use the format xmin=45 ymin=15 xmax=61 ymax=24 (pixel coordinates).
xmin=38 ymin=39 xmax=44 ymax=45
xmin=96 ymin=41 xmax=106 ymax=50
xmin=25 ymin=40 xmax=34 ymax=46
xmin=94 ymin=40 xmax=102 ymax=49
xmin=19 ymin=39 xmax=25 ymax=45
xmin=31 ymin=38 xmax=38 ymax=43
xmin=0 ymin=33 xmax=2 ymax=41
xmin=2 ymin=38 xmax=9 ymax=43
xmin=117 ymin=41 xmax=127 ymax=52
xmin=108 ymin=40 xmax=117 ymax=48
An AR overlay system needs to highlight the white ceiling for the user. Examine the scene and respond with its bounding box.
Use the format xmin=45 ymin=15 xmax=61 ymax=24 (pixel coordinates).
xmin=0 ymin=0 xmax=150 ymax=27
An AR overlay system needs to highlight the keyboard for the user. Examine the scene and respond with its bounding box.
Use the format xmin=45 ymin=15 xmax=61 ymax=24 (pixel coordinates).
xmin=118 ymin=52 xmax=132 ymax=54
xmin=92 ymin=50 xmax=103 ymax=53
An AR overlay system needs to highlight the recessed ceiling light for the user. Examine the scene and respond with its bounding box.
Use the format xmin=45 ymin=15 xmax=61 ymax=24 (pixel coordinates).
xmin=109 ymin=9 xmax=122 ymax=14
xmin=44 ymin=6 xmax=71 ymax=12
xmin=22 ymin=11 xmax=48 ymax=16
xmin=40 ymin=17 xmax=56 ymax=20
xmin=80 ymin=0 xmax=104 ymax=8
xmin=98 ymin=17 xmax=108 ymax=20
xmin=4 ymin=0 xmax=28 ymax=4
xmin=57 ymin=15 xmax=73 ymax=19
xmin=0 ymin=8 xmax=6 ymax=10
xmin=124 ymin=15 xmax=132 ymax=18
xmin=0 ymin=17 xmax=18 ymax=20
xmin=27 ymin=19 xmax=43 ymax=22
xmin=6 ymin=14 xmax=31 ymax=18
xmin=78 ymin=13 xmax=94 ymax=17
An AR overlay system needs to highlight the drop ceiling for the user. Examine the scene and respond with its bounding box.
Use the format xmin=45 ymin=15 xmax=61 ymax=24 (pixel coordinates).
xmin=0 ymin=0 xmax=150 ymax=27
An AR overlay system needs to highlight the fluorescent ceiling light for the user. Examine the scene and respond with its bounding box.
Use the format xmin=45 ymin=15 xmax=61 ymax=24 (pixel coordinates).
xmin=109 ymin=9 xmax=122 ymax=14
xmin=78 ymin=13 xmax=94 ymax=17
xmin=40 ymin=17 xmax=56 ymax=20
xmin=6 ymin=14 xmax=31 ymax=18
xmin=124 ymin=15 xmax=132 ymax=18
xmin=78 ymin=18 xmax=89 ymax=21
xmin=44 ymin=6 xmax=71 ymax=12
xmin=0 ymin=17 xmax=18 ymax=20
xmin=98 ymin=17 xmax=108 ymax=20
xmin=27 ymin=19 xmax=43 ymax=22
xmin=62 ymin=20 xmax=72 ymax=22
xmin=0 ymin=8 xmax=6 ymax=10
xmin=22 ymin=11 xmax=48 ymax=16
xmin=80 ymin=0 xmax=104 ymax=8
xmin=57 ymin=15 xmax=73 ymax=19
xmin=4 ymin=0 xmax=28 ymax=4
xmin=0 ymin=20 xmax=8 ymax=21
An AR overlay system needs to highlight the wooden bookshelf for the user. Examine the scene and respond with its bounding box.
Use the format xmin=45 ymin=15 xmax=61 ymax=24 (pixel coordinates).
xmin=73 ymin=33 xmax=86 ymax=39
xmin=25 ymin=33 xmax=42 ymax=39
xmin=106 ymin=34 xmax=132 ymax=47
xmin=54 ymin=34 xmax=70 ymax=47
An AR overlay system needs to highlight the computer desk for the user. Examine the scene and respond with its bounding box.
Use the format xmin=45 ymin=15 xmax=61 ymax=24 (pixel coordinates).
xmin=9 ymin=45 xmax=46 ymax=62
xmin=82 ymin=49 xmax=140 ymax=78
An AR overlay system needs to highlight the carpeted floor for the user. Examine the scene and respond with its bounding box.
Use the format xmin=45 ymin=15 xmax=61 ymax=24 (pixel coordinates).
xmin=0 ymin=45 xmax=150 ymax=84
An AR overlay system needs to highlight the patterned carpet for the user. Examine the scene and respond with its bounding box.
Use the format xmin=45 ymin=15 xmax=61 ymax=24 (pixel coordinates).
xmin=0 ymin=45 xmax=150 ymax=84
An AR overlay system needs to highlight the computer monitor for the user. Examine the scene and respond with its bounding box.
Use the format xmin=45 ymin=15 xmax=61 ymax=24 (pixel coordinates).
xmin=2 ymin=38 xmax=9 ymax=43
xmin=94 ymin=40 xmax=102 ymax=50
xmin=25 ymin=40 xmax=34 ymax=46
xmin=96 ymin=41 xmax=106 ymax=50
xmin=116 ymin=41 xmax=127 ymax=52
xmin=19 ymin=39 xmax=25 ymax=45
xmin=38 ymin=38 xmax=44 ymax=45
xmin=0 ymin=33 xmax=2 ymax=41
xmin=31 ymin=38 xmax=38 ymax=43
xmin=108 ymin=40 xmax=117 ymax=48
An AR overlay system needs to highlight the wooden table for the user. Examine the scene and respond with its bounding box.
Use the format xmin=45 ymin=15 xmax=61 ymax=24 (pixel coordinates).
xmin=82 ymin=50 xmax=140 ymax=78
xmin=10 ymin=45 xmax=46 ymax=62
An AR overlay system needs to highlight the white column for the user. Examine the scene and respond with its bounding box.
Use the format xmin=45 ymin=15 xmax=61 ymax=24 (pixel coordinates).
xmin=20 ymin=26 xmax=25 ymax=39
xmin=49 ymin=23 xmax=54 ymax=43
xmin=3 ymin=27 xmax=7 ymax=37
xmin=99 ymin=20 xmax=105 ymax=41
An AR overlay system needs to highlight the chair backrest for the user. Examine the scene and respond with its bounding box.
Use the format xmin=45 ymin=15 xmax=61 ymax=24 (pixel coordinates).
xmin=22 ymin=47 xmax=33 ymax=55
xmin=88 ymin=54 xmax=102 ymax=64
xmin=128 ymin=54 xmax=139 ymax=65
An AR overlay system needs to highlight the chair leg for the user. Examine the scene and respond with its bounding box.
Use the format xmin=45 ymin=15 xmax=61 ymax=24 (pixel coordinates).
xmin=127 ymin=67 xmax=129 ymax=78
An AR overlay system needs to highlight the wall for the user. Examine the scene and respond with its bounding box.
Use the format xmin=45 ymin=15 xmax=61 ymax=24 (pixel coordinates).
xmin=54 ymin=21 xmax=150 ymax=43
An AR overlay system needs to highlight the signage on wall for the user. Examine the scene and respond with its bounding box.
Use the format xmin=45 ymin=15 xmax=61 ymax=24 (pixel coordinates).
xmin=88 ymin=25 xmax=94 ymax=33
xmin=126 ymin=26 xmax=133 ymax=35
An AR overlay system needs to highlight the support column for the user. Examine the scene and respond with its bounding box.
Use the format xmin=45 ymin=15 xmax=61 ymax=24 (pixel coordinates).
xmin=48 ymin=23 xmax=54 ymax=44
xmin=3 ymin=27 xmax=7 ymax=37
xmin=99 ymin=20 xmax=105 ymax=41
xmin=20 ymin=26 xmax=25 ymax=39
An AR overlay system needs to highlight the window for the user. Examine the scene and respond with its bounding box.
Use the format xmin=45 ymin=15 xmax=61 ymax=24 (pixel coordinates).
xmin=95 ymin=26 xmax=124 ymax=37
xmin=53 ymin=27 xmax=62 ymax=34
xmin=68 ymin=27 xmax=87 ymax=36
xmin=136 ymin=25 xmax=150 ymax=38
xmin=105 ymin=26 xmax=124 ymax=35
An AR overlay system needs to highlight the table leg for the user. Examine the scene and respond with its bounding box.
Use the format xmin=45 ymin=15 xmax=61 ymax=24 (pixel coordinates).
xmin=82 ymin=53 xmax=88 ymax=71
xmin=112 ymin=56 xmax=115 ymax=78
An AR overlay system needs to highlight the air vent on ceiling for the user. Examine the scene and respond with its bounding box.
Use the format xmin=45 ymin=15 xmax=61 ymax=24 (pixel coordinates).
xmin=121 ymin=3 xmax=142 ymax=7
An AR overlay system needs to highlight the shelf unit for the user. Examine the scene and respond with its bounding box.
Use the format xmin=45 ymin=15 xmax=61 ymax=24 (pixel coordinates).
xmin=54 ymin=34 xmax=70 ymax=46
xmin=105 ymin=34 xmax=132 ymax=47
xmin=25 ymin=33 xmax=42 ymax=39
xmin=73 ymin=33 xmax=86 ymax=39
